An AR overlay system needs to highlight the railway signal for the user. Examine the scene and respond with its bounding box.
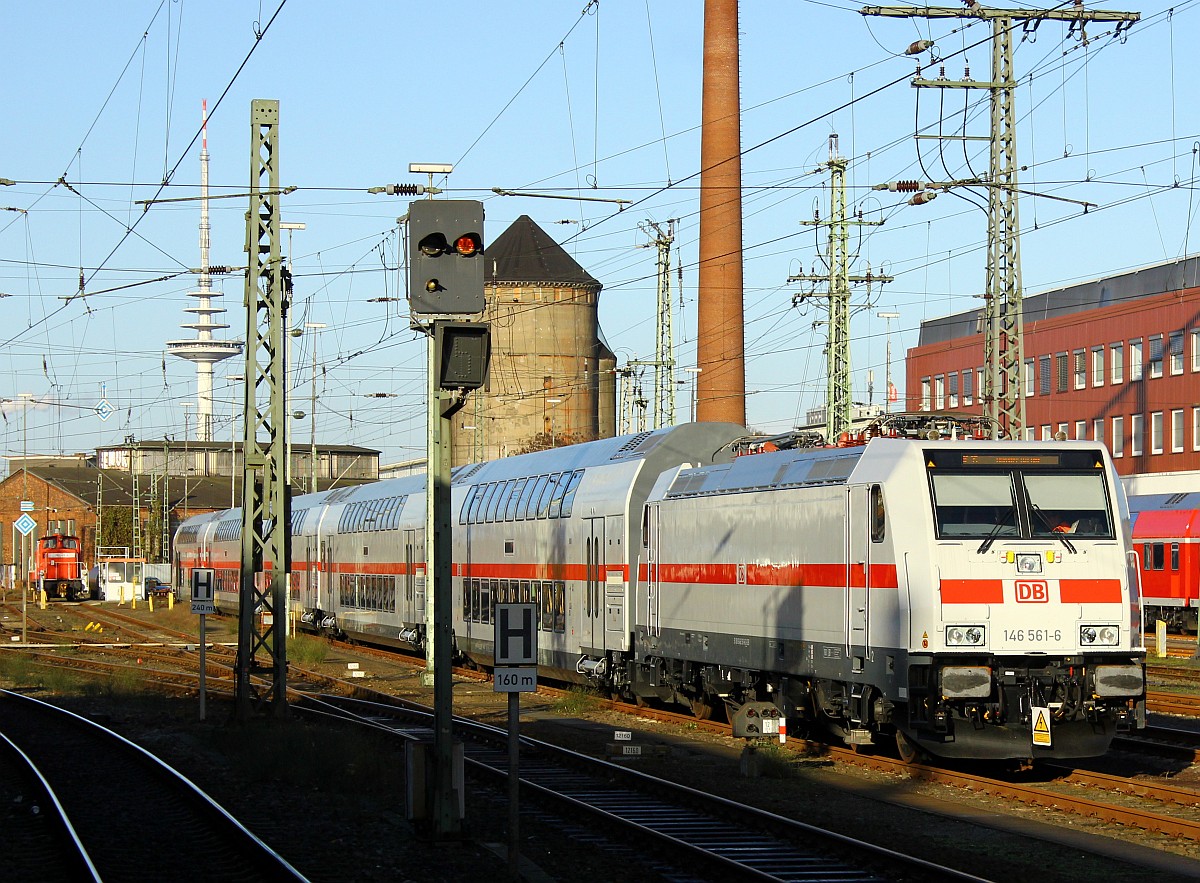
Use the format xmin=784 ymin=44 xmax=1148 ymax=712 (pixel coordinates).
xmin=408 ymin=199 xmax=485 ymax=317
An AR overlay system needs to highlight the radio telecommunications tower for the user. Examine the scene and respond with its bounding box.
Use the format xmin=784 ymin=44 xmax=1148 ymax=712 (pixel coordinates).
xmin=167 ymin=100 xmax=245 ymax=442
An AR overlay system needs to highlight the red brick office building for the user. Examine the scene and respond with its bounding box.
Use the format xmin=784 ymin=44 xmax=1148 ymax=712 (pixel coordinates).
xmin=906 ymin=255 xmax=1200 ymax=476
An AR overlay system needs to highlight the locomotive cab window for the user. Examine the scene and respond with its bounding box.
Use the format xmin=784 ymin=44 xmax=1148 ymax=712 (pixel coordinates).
xmin=927 ymin=450 xmax=1115 ymax=542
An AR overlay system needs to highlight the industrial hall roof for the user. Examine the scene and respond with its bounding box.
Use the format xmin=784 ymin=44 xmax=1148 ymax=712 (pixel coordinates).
xmin=2 ymin=465 xmax=374 ymax=516
xmin=486 ymin=215 xmax=601 ymax=289
xmin=918 ymin=254 xmax=1200 ymax=347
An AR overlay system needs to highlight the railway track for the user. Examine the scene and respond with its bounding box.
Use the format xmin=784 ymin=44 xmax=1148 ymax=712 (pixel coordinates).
xmin=6 ymin=607 xmax=1200 ymax=873
xmin=0 ymin=689 xmax=306 ymax=882
xmin=298 ymin=692 xmax=990 ymax=883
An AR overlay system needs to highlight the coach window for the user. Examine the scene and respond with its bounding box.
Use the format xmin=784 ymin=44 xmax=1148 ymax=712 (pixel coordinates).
xmin=535 ymin=472 xmax=561 ymax=518
xmin=1152 ymin=543 xmax=1165 ymax=570
xmin=460 ymin=486 xmax=478 ymax=525
xmin=517 ymin=476 xmax=544 ymax=520
xmin=1172 ymin=543 xmax=1181 ymax=570
xmin=870 ymin=485 xmax=886 ymax=543
xmin=560 ymin=470 xmax=584 ymax=518
xmin=486 ymin=480 xmax=512 ymax=523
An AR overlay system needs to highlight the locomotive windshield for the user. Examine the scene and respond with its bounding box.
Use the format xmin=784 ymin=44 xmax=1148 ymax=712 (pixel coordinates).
xmin=928 ymin=452 xmax=1114 ymax=541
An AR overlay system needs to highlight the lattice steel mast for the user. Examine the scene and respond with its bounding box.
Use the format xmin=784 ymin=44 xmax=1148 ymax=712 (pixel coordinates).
xmin=236 ymin=99 xmax=290 ymax=719
xmin=789 ymin=136 xmax=891 ymax=442
xmin=862 ymin=4 xmax=1140 ymax=439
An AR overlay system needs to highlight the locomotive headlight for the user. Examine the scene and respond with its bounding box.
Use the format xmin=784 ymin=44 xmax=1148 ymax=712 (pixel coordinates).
xmin=945 ymin=625 xmax=986 ymax=646
xmin=1079 ymin=624 xmax=1119 ymax=646
xmin=1015 ymin=553 xmax=1042 ymax=574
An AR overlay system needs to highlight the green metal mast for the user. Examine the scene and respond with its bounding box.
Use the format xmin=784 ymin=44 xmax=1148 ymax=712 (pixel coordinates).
xmin=236 ymin=99 xmax=290 ymax=719
xmin=790 ymin=136 xmax=891 ymax=442
xmin=862 ymin=4 xmax=1140 ymax=439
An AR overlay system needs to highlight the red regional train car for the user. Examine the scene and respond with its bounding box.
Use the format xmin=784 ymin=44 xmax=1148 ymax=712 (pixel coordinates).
xmin=1125 ymin=489 xmax=1200 ymax=632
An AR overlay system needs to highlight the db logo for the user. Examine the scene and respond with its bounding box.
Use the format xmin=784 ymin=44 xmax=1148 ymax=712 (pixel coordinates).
xmin=1015 ymin=580 xmax=1049 ymax=603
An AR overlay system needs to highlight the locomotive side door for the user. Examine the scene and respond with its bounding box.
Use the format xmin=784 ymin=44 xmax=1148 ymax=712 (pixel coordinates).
xmin=583 ymin=517 xmax=605 ymax=651
xmin=847 ymin=484 xmax=871 ymax=669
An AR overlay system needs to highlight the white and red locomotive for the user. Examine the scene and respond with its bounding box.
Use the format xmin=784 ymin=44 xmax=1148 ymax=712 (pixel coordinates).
xmin=175 ymin=418 xmax=1145 ymax=761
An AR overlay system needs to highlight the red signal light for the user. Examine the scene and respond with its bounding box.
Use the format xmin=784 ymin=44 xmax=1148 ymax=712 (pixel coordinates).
xmin=454 ymin=234 xmax=480 ymax=257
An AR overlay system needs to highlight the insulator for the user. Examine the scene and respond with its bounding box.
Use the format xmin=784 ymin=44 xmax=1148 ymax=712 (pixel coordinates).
xmin=385 ymin=183 xmax=423 ymax=196
xmin=892 ymin=180 xmax=922 ymax=193
xmin=905 ymin=39 xmax=933 ymax=56
xmin=908 ymin=191 xmax=938 ymax=206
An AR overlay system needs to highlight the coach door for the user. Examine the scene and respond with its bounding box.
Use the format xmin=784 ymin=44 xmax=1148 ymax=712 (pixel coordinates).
xmin=847 ymin=484 xmax=872 ymax=669
xmin=644 ymin=504 xmax=661 ymax=636
xmin=320 ymin=539 xmax=332 ymax=610
xmin=583 ymin=517 xmax=605 ymax=651
xmin=404 ymin=528 xmax=425 ymax=626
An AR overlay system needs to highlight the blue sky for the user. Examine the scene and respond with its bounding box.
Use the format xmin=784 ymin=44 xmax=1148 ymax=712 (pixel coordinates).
xmin=2 ymin=0 xmax=1196 ymax=468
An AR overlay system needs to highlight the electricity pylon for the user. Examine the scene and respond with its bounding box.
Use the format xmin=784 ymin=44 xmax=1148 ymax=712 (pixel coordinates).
xmin=862 ymin=4 xmax=1140 ymax=439
xmin=790 ymin=135 xmax=892 ymax=442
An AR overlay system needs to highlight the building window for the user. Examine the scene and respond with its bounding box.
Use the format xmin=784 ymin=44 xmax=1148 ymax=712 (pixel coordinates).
xmin=1170 ymin=331 xmax=1184 ymax=375
xmin=1150 ymin=411 xmax=1163 ymax=455
xmin=1111 ymin=342 xmax=1123 ymax=383
xmin=1091 ymin=346 xmax=1104 ymax=387
xmin=1130 ymin=338 xmax=1143 ymax=381
xmin=1055 ymin=352 xmax=1068 ymax=393
xmin=1172 ymin=409 xmax=1184 ymax=453
xmin=947 ymin=372 xmax=959 ymax=408
xmin=1194 ymin=407 xmax=1200 ymax=452
xmin=1131 ymin=413 xmax=1144 ymax=456
xmin=934 ymin=375 xmax=945 ymax=410
xmin=1024 ymin=359 xmax=1035 ymax=397
xmin=1149 ymin=334 xmax=1163 ymax=379
xmin=1093 ymin=418 xmax=1104 ymax=444
xmin=1039 ymin=355 xmax=1051 ymax=395
xmin=977 ymin=368 xmax=983 ymax=401
xmin=1192 ymin=329 xmax=1200 ymax=372
xmin=1073 ymin=349 xmax=1086 ymax=389
xmin=1057 ymin=422 xmax=1069 ymax=440
xmin=1112 ymin=416 xmax=1124 ymax=458
xmin=1024 ymin=427 xmax=1035 ymax=441
xmin=962 ymin=370 xmax=973 ymax=406
xmin=921 ymin=377 xmax=931 ymax=411
xmin=1075 ymin=420 xmax=1086 ymax=440
xmin=1041 ymin=424 xmax=1051 ymax=441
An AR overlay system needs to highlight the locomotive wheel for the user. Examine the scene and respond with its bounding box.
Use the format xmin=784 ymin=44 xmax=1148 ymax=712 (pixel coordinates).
xmin=895 ymin=729 xmax=923 ymax=765
xmin=690 ymin=696 xmax=715 ymax=720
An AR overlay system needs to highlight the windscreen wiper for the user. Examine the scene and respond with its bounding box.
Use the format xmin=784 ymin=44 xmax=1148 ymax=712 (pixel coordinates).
xmin=977 ymin=506 xmax=1015 ymax=554
xmin=1030 ymin=504 xmax=1077 ymax=554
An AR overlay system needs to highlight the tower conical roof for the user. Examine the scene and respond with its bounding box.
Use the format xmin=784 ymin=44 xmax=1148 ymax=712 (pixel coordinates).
xmin=486 ymin=215 xmax=601 ymax=289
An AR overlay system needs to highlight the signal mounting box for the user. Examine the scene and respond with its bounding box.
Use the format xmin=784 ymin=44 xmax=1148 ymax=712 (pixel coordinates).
xmin=408 ymin=199 xmax=485 ymax=317
xmin=434 ymin=321 xmax=491 ymax=391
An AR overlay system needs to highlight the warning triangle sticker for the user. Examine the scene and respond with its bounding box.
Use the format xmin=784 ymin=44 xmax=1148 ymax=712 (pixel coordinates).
xmin=1031 ymin=706 xmax=1052 ymax=747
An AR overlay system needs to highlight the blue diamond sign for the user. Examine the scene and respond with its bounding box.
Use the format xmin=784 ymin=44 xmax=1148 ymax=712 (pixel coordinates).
xmin=15 ymin=513 xmax=36 ymax=536
xmin=95 ymin=398 xmax=114 ymax=422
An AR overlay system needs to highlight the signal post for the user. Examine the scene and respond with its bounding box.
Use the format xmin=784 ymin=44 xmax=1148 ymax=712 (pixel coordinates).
xmin=407 ymin=185 xmax=490 ymax=838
